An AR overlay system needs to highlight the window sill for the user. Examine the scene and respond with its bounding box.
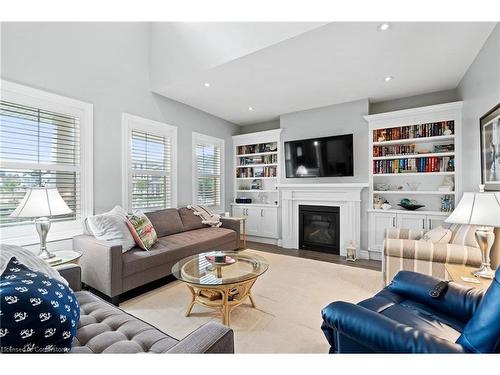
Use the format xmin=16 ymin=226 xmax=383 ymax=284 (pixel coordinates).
xmin=0 ymin=221 xmax=83 ymax=247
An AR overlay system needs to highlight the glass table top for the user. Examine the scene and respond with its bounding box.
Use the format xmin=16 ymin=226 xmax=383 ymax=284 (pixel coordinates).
xmin=171 ymin=251 xmax=269 ymax=286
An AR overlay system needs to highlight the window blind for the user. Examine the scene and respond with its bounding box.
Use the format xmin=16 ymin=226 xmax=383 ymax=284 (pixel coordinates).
xmin=195 ymin=142 xmax=221 ymax=207
xmin=0 ymin=100 xmax=80 ymax=227
xmin=131 ymin=129 xmax=172 ymax=210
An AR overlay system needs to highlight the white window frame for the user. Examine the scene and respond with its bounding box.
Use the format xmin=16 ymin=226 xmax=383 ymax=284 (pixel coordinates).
xmin=122 ymin=113 xmax=177 ymax=212
xmin=0 ymin=80 xmax=93 ymax=245
xmin=192 ymin=132 xmax=225 ymax=213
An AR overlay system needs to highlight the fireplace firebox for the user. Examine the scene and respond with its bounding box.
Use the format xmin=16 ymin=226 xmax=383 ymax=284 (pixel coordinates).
xmin=299 ymin=205 xmax=340 ymax=254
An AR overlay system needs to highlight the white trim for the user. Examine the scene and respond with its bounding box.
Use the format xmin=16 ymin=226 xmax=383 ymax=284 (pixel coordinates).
xmin=192 ymin=131 xmax=225 ymax=212
xmin=0 ymin=80 xmax=93 ymax=245
xmin=121 ymin=113 xmax=178 ymax=212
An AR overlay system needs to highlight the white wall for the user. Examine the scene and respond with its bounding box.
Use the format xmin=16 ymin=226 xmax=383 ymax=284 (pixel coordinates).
xmin=0 ymin=22 xmax=240 ymax=217
xmin=457 ymin=24 xmax=500 ymax=193
xmin=279 ymin=99 xmax=370 ymax=250
xmin=239 ymin=119 xmax=280 ymax=134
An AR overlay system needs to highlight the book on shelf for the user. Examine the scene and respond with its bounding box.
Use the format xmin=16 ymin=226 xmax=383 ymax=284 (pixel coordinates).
xmin=237 ymin=142 xmax=277 ymax=155
xmin=236 ymin=165 xmax=277 ymax=178
xmin=373 ymin=143 xmax=455 ymax=157
xmin=373 ymin=156 xmax=454 ymax=174
xmin=238 ymin=153 xmax=277 ymax=165
xmin=373 ymin=121 xmax=454 ymax=142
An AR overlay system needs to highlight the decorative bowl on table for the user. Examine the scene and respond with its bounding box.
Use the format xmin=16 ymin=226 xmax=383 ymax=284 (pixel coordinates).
xmin=205 ymin=254 xmax=236 ymax=266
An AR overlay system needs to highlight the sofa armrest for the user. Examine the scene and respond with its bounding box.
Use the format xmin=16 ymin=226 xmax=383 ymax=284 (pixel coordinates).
xmin=322 ymin=301 xmax=466 ymax=353
xmin=55 ymin=264 xmax=82 ymax=291
xmin=166 ymin=322 xmax=234 ymax=353
xmin=385 ymin=227 xmax=423 ymax=240
xmin=384 ymin=239 xmax=482 ymax=267
xmin=388 ymin=271 xmax=485 ymax=322
xmin=220 ymin=217 xmax=241 ymax=248
xmin=72 ymin=235 xmax=123 ymax=298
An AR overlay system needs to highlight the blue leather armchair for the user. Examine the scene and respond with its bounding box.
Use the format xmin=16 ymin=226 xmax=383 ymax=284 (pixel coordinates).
xmin=321 ymin=269 xmax=500 ymax=353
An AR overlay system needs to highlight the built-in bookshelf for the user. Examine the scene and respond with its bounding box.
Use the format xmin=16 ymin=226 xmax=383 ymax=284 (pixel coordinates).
xmin=364 ymin=102 xmax=463 ymax=259
xmin=232 ymin=129 xmax=282 ymax=207
xmin=365 ymin=102 xmax=463 ymax=215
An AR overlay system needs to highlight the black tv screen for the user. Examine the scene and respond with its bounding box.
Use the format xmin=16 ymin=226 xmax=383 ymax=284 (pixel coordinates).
xmin=285 ymin=134 xmax=354 ymax=178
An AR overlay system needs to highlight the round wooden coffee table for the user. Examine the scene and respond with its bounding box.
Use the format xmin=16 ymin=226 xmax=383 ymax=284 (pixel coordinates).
xmin=171 ymin=251 xmax=268 ymax=326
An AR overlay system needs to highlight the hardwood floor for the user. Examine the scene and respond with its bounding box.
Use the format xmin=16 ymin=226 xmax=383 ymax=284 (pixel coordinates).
xmin=246 ymin=241 xmax=381 ymax=271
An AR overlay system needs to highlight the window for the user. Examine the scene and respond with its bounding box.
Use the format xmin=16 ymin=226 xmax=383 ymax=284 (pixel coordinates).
xmin=192 ymin=132 xmax=224 ymax=212
xmin=122 ymin=114 xmax=177 ymax=212
xmin=0 ymin=80 xmax=93 ymax=244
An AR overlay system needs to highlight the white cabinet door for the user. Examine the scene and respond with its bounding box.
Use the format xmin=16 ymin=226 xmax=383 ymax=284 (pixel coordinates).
xmin=246 ymin=207 xmax=261 ymax=236
xmin=396 ymin=213 xmax=426 ymax=232
xmin=231 ymin=206 xmax=246 ymax=218
xmin=259 ymin=207 xmax=278 ymax=238
xmin=369 ymin=212 xmax=396 ymax=253
xmin=426 ymin=215 xmax=447 ymax=230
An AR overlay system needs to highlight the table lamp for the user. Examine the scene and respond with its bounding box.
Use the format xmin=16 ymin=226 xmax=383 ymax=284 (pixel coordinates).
xmin=445 ymin=189 xmax=500 ymax=278
xmin=10 ymin=187 xmax=73 ymax=259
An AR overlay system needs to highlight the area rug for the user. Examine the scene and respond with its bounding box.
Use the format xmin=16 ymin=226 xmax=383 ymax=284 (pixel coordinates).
xmin=120 ymin=249 xmax=382 ymax=353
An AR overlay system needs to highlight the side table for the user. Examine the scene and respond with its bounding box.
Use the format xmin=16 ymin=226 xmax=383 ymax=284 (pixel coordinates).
xmin=45 ymin=250 xmax=83 ymax=267
xmin=227 ymin=216 xmax=247 ymax=249
xmin=445 ymin=263 xmax=494 ymax=290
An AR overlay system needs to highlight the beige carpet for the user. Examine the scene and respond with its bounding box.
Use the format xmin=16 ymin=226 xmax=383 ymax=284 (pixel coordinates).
xmin=120 ymin=249 xmax=382 ymax=353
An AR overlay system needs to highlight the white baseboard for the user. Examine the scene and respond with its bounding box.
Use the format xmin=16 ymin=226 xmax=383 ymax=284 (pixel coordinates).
xmin=246 ymin=235 xmax=279 ymax=246
xmin=358 ymin=250 xmax=370 ymax=260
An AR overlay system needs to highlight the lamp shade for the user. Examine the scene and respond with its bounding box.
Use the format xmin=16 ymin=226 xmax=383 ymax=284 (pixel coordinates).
xmin=9 ymin=187 xmax=73 ymax=218
xmin=445 ymin=192 xmax=500 ymax=227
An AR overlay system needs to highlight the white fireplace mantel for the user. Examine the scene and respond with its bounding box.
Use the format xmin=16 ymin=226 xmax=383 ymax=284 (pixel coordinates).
xmin=277 ymin=183 xmax=368 ymax=257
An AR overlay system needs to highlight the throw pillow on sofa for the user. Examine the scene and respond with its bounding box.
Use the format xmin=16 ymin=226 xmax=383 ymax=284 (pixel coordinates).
xmin=126 ymin=212 xmax=158 ymax=250
xmin=421 ymin=226 xmax=452 ymax=243
xmin=0 ymin=257 xmax=80 ymax=353
xmin=84 ymin=205 xmax=136 ymax=253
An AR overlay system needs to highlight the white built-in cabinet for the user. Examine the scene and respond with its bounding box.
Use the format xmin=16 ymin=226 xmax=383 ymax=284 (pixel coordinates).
xmin=231 ymin=129 xmax=282 ymax=241
xmin=364 ymin=102 xmax=463 ymax=260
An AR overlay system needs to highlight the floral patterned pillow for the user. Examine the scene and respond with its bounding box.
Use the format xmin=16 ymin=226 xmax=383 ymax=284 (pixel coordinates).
xmin=126 ymin=212 xmax=157 ymax=250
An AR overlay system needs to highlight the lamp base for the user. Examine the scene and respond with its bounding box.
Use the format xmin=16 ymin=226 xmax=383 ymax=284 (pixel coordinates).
xmin=474 ymin=226 xmax=495 ymax=279
xmin=35 ymin=217 xmax=55 ymax=260
xmin=473 ymin=264 xmax=495 ymax=279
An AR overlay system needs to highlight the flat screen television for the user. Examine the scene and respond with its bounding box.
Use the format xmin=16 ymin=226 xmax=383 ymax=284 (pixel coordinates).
xmin=284 ymin=134 xmax=354 ymax=178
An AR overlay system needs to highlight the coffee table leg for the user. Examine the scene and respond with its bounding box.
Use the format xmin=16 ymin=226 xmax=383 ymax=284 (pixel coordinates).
xmin=248 ymin=293 xmax=256 ymax=308
xmin=222 ymin=288 xmax=230 ymax=326
xmin=185 ymin=285 xmax=196 ymax=317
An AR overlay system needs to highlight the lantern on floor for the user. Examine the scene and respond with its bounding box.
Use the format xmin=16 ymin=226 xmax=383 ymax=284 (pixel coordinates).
xmin=346 ymin=241 xmax=357 ymax=262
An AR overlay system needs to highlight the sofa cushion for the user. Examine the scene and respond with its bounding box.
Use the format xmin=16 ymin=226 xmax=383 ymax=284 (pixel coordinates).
xmin=178 ymin=207 xmax=207 ymax=231
xmin=122 ymin=227 xmax=236 ymax=277
xmin=449 ymin=224 xmax=479 ymax=248
xmin=0 ymin=257 xmax=80 ymax=353
xmin=71 ymin=291 xmax=178 ymax=353
xmin=145 ymin=209 xmax=184 ymax=237
xmin=126 ymin=212 xmax=158 ymax=250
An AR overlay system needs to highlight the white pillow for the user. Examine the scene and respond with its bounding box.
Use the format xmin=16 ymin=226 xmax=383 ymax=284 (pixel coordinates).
xmin=84 ymin=206 xmax=136 ymax=252
xmin=0 ymin=244 xmax=68 ymax=285
xmin=421 ymin=226 xmax=452 ymax=243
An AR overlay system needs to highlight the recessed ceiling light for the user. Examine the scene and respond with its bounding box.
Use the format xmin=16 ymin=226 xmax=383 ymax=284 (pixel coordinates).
xmin=384 ymin=76 xmax=393 ymax=82
xmin=204 ymin=82 xmax=210 ymax=88
xmin=248 ymin=106 xmax=254 ymax=111
xmin=377 ymin=23 xmax=390 ymax=32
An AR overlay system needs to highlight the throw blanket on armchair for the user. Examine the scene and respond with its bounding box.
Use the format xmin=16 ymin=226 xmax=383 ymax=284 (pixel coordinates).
xmin=187 ymin=205 xmax=222 ymax=227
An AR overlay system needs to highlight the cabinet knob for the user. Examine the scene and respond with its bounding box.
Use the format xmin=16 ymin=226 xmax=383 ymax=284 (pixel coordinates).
xmin=422 ymin=219 xmax=425 ymax=230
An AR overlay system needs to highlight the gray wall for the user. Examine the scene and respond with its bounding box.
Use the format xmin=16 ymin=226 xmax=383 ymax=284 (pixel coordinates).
xmin=457 ymin=24 xmax=500 ymax=193
xmin=238 ymin=119 xmax=280 ymax=134
xmin=0 ymin=22 xmax=240 ymax=214
xmin=279 ymin=99 xmax=370 ymax=250
xmin=369 ymin=89 xmax=460 ymax=114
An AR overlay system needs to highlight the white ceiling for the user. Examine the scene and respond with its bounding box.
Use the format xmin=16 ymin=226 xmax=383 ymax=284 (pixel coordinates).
xmin=151 ymin=22 xmax=497 ymax=125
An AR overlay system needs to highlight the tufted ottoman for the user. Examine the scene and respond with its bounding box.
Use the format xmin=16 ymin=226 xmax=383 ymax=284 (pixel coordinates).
xmin=55 ymin=265 xmax=234 ymax=354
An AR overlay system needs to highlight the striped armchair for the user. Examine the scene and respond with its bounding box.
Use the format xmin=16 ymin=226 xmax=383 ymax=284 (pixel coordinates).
xmin=382 ymin=225 xmax=500 ymax=285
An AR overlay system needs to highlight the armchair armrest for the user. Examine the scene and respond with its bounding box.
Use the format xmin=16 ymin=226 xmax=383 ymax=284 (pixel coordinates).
xmin=322 ymin=301 xmax=465 ymax=353
xmin=55 ymin=264 xmax=81 ymax=291
xmin=388 ymin=271 xmax=484 ymax=322
xmin=72 ymin=235 xmax=123 ymax=298
xmin=220 ymin=217 xmax=241 ymax=249
xmin=384 ymin=239 xmax=482 ymax=267
xmin=166 ymin=322 xmax=234 ymax=353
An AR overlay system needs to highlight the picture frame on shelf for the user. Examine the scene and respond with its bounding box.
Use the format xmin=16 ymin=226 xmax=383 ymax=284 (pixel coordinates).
xmin=480 ymin=103 xmax=500 ymax=191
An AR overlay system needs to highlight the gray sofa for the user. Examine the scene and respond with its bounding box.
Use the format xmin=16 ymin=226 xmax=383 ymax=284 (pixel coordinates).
xmin=73 ymin=207 xmax=241 ymax=305
xmin=57 ymin=264 xmax=234 ymax=353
